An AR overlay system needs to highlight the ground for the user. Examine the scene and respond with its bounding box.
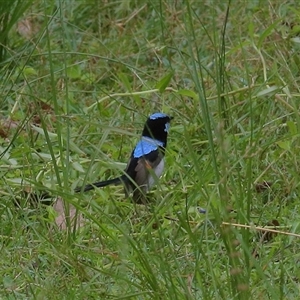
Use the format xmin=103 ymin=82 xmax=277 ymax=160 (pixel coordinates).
xmin=1 ymin=1 xmax=300 ymax=299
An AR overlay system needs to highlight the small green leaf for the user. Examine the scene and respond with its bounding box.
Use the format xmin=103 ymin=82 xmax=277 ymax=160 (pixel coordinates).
xmin=3 ymin=275 xmax=14 ymax=289
xmin=291 ymin=25 xmax=300 ymax=36
xmin=7 ymin=178 xmax=29 ymax=184
xmin=287 ymin=121 xmax=297 ymax=135
xmin=177 ymin=89 xmax=198 ymax=100
xmin=72 ymin=161 xmax=85 ymax=173
xmin=31 ymin=125 xmax=57 ymax=138
xmin=23 ymin=66 xmax=37 ymax=76
xmin=277 ymin=140 xmax=291 ymax=150
xmin=67 ymin=65 xmax=81 ymax=79
xmin=46 ymin=206 xmax=59 ymax=222
xmin=256 ymin=86 xmax=279 ymax=97
xmin=32 ymin=152 xmax=52 ymax=160
xmin=156 ymin=72 xmax=173 ymax=93
xmin=248 ymin=21 xmax=254 ymax=39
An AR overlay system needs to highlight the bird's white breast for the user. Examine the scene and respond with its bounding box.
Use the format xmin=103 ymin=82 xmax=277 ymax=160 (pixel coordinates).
xmin=146 ymin=159 xmax=165 ymax=190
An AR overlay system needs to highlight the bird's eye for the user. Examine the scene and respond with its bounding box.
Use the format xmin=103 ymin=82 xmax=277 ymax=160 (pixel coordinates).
xmin=164 ymin=122 xmax=170 ymax=132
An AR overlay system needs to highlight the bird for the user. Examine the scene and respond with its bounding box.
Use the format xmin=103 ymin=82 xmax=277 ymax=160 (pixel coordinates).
xmin=74 ymin=112 xmax=173 ymax=203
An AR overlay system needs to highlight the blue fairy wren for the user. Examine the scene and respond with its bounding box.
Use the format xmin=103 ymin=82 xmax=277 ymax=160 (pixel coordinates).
xmin=75 ymin=112 xmax=172 ymax=203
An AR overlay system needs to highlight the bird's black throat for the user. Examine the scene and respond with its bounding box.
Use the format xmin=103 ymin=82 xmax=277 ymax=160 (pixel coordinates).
xmin=142 ymin=116 xmax=172 ymax=147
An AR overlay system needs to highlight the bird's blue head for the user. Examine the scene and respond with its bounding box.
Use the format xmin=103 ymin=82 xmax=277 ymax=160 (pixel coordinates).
xmin=142 ymin=112 xmax=173 ymax=147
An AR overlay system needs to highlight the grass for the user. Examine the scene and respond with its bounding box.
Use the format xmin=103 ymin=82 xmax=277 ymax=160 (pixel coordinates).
xmin=1 ymin=0 xmax=300 ymax=299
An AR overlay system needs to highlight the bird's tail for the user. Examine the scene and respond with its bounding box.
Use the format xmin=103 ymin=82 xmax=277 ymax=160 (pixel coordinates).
xmin=74 ymin=174 xmax=127 ymax=193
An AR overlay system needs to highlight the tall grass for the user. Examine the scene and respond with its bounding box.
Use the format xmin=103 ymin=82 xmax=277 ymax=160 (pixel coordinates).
xmin=1 ymin=0 xmax=300 ymax=299
xmin=0 ymin=0 xmax=34 ymax=61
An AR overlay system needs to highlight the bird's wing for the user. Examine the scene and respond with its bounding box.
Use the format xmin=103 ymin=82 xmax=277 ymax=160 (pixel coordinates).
xmin=132 ymin=150 xmax=164 ymax=203
xmin=124 ymin=149 xmax=164 ymax=192
xmin=123 ymin=138 xmax=166 ymax=202
xmin=134 ymin=150 xmax=164 ymax=188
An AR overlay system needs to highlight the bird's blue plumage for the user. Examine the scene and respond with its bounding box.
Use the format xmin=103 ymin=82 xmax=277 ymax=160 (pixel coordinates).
xmin=165 ymin=122 xmax=170 ymax=133
xmin=133 ymin=137 xmax=163 ymax=158
xmin=149 ymin=112 xmax=168 ymax=120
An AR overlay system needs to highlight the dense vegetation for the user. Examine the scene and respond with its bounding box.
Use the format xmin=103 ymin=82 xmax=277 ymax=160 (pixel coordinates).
xmin=1 ymin=1 xmax=300 ymax=299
